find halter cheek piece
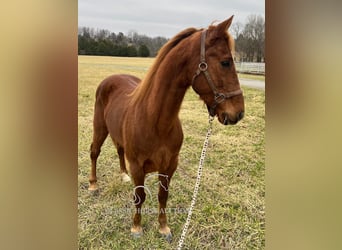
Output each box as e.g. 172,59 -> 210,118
191,29 -> 243,117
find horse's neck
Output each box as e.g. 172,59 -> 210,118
144,57 -> 190,131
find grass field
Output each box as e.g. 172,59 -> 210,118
238,73 -> 265,81
78,56 -> 265,249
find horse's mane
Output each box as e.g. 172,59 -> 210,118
129,27 -> 199,105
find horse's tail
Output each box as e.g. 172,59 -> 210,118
94,78 -> 113,110
91,78 -> 114,143
89,78 -> 111,190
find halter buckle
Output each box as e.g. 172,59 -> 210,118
214,93 -> 226,104
198,62 -> 208,71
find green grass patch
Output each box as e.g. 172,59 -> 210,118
78,56 -> 265,249
238,73 -> 265,81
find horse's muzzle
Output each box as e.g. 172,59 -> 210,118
222,111 -> 244,125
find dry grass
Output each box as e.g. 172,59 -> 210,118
78,56 -> 265,249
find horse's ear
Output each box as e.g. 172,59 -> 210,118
208,16 -> 234,43
216,16 -> 234,33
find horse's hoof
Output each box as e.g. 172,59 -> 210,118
131,231 -> 143,239
162,232 -> 172,243
159,226 -> 172,243
88,183 -> 99,191
131,226 -> 143,239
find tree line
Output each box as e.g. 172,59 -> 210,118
78,14 -> 264,62
232,14 -> 265,62
78,27 -> 167,57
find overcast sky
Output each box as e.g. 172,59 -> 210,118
78,0 -> 264,38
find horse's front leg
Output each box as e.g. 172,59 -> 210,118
158,174 -> 171,242
130,164 -> 145,238
158,159 -> 177,242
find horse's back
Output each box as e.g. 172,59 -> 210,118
96,74 -> 141,107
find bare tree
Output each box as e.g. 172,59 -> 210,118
231,21 -> 244,39
243,15 -> 265,62
127,30 -> 139,44
235,14 -> 265,62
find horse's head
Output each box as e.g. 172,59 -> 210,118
191,16 -> 245,125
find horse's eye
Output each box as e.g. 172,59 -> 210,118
221,60 -> 231,67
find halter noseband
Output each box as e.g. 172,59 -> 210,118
192,29 -> 243,117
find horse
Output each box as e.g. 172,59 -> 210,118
88,15 -> 245,241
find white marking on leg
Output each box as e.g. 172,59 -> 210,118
124,154 -> 131,175
121,172 -> 131,182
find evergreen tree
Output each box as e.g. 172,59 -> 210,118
78,27 -> 165,57
138,44 -> 150,57
127,46 -> 138,57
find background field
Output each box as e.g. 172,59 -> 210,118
78,56 -> 265,249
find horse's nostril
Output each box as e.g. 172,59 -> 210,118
238,111 -> 244,121
222,112 -> 229,125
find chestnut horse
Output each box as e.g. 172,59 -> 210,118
89,16 -> 244,241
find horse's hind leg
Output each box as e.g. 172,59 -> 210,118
89,105 -> 108,191
116,146 -> 131,182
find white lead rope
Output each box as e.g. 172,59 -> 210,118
177,116 -> 214,250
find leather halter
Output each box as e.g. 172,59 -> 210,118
192,29 -> 243,117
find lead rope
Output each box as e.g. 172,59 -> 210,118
177,115 -> 214,250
